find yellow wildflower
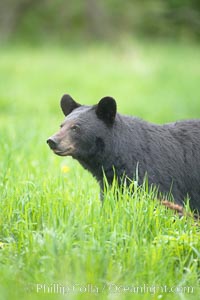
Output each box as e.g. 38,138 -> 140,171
61,165 -> 70,173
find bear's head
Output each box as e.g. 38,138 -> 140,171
47,94 -> 117,164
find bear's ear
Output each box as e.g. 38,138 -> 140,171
60,94 -> 81,116
96,96 -> 117,124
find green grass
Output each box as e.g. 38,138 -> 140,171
0,41 -> 200,300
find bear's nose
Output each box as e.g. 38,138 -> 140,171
47,138 -> 58,150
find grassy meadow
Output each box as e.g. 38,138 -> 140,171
0,41 -> 200,300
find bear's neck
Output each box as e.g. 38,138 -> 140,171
76,156 -> 107,182
76,152 -> 132,189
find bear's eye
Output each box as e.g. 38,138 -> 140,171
71,125 -> 79,132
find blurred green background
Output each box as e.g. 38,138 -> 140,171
1,0 -> 200,44
0,0 -> 200,121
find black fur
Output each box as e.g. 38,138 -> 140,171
47,95 -> 200,213
61,94 -> 81,116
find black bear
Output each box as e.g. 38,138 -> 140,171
47,94 -> 200,213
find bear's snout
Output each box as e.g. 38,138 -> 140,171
47,137 -> 58,150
